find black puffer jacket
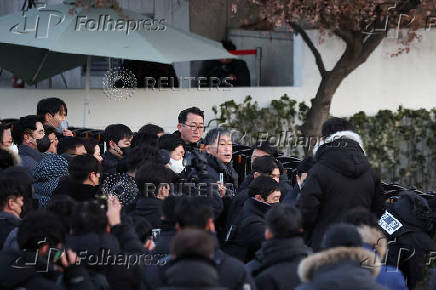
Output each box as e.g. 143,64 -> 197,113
297,137 -> 385,250
296,247 -> 386,290
251,237 -> 312,290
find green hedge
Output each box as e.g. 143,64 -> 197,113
213,95 -> 436,191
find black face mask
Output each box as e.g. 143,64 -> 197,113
120,146 -> 131,156
36,135 -> 51,152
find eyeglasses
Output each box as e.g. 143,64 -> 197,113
183,123 -> 205,131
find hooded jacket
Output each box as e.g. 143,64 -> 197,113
297,131 -> 385,250
296,247 -> 386,290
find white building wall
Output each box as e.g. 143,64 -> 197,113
0,29 -> 435,133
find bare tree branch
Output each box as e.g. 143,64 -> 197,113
334,29 -> 354,46
358,32 -> 385,65
288,21 -> 327,78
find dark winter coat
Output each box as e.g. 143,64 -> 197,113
194,153 -> 238,241
0,248 -> 94,290
226,173 -> 291,244
228,198 -> 271,262
153,220 -> 177,256
252,237 -> 312,290
382,191 -> 435,289
158,258 -> 228,290
296,247 -> 386,290
143,233 -> 256,290
102,150 -> 121,177
67,227 -> 145,290
297,135 -> 385,250
226,188 -> 249,229
53,177 -> 101,202
18,144 -> 44,175
131,196 -> 163,229
282,183 -> 301,206
0,212 -> 20,249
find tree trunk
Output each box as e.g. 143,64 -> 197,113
301,31 -> 385,155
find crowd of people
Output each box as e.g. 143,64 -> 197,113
0,97 -> 435,289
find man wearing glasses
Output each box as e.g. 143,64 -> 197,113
175,107 -> 205,153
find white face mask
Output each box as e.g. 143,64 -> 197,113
7,144 -> 19,155
57,119 -> 69,134
168,158 -> 185,174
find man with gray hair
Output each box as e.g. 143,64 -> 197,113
191,127 -> 238,243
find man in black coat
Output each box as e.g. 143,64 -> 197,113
142,196 -> 256,290
382,191 -> 436,289
227,155 -> 280,229
130,163 -> 176,229
0,211 -> 94,290
189,128 -> 238,241
101,124 -> 133,177
247,204 -> 312,290
53,154 -> 102,202
227,176 -> 281,262
297,118 -> 385,251
157,229 -> 227,290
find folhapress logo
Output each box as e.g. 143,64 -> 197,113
75,15 -> 166,35
9,1 -> 65,39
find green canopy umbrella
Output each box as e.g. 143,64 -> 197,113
0,1 -> 235,125
0,1 -> 234,83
